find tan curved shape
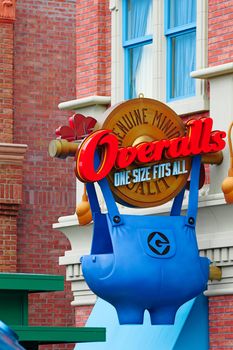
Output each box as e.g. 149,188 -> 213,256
76,184 -> 93,225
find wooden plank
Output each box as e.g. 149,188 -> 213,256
0,273 -> 64,292
12,326 -> 106,344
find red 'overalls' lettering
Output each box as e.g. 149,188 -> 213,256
75,118 -> 226,182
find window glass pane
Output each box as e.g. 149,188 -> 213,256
127,0 -> 152,40
128,44 -> 153,99
171,31 -> 196,98
169,0 -> 196,28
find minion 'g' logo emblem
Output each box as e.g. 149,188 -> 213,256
147,232 -> 170,256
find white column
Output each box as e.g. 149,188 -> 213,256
191,63 -> 233,195
191,63 -> 233,296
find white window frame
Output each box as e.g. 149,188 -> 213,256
110,0 -> 209,115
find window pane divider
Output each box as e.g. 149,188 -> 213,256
123,35 -> 153,48
165,22 -> 196,36
166,27 -> 196,39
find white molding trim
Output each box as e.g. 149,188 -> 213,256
197,202 -> 233,297
0,143 -> 28,165
55,192 -> 225,219
109,0 -> 119,11
55,221 -> 97,306
54,214 -> 78,226
167,95 -> 209,116
191,62 -> 233,80
111,1 -> 124,105
205,288 -> 233,297
58,96 -> 111,111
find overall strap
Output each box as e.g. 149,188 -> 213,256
85,152 -> 123,227
186,155 -> 201,226
86,182 -> 101,215
170,155 -> 201,220
170,187 -> 185,216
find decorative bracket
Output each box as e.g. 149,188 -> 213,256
49,113 -> 97,158
0,0 -> 16,23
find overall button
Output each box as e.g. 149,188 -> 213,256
188,217 -> 195,225
113,215 -> 121,223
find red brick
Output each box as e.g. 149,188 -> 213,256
75,305 -> 94,327
0,22 -> 13,143
209,296 -> 233,349
208,0 -> 233,66
76,0 -> 111,98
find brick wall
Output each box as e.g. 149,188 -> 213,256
75,305 -> 94,327
209,296 -> 233,349
0,161 -> 23,272
0,211 -> 17,271
0,22 -> 13,143
209,0 -> 233,66
76,0 -> 111,98
13,1 -> 77,349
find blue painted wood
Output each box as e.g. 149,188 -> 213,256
122,0 -> 129,100
166,29 -> 172,102
75,295 -> 209,350
123,35 -> 153,48
165,22 -> 196,36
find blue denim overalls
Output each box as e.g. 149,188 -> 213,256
83,156 -> 210,325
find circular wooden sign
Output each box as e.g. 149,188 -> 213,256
102,98 -> 192,208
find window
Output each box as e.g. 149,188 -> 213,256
111,0 -> 208,115
165,0 -> 196,101
123,0 -> 153,99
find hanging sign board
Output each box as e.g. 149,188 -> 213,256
71,98 -> 227,325
75,98 -> 226,207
